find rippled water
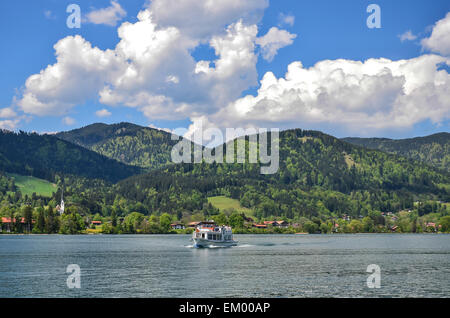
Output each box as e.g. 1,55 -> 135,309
0,234 -> 449,297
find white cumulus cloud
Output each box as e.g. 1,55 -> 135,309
399,30 -> 417,42
62,116 -> 76,126
95,109 -> 112,117
421,12 -> 450,56
0,108 -> 17,118
146,0 -> 268,39
278,13 -> 295,27
17,35 -> 125,116
256,27 -> 297,62
15,2 -> 449,137
0,119 -> 20,130
85,1 -> 126,26
206,55 -> 450,135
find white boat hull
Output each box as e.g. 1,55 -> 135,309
193,238 -> 238,248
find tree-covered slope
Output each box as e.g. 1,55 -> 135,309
342,133 -> 450,172
0,130 -> 142,182
56,122 -> 180,169
114,129 -> 449,219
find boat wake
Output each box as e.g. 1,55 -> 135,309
235,244 -> 253,248
184,244 -> 236,249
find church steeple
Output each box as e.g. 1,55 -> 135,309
59,189 -> 65,215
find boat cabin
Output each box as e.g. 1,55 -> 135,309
193,221 -> 233,241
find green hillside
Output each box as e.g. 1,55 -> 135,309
56,122 -> 181,169
116,129 -> 449,220
342,133 -> 450,172
1,126 -> 448,235
7,173 -> 56,197
208,196 -> 253,216
0,130 -> 142,183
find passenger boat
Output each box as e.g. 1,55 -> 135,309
192,221 -> 238,248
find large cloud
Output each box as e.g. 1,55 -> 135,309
14,2 -> 450,137
17,4 -> 276,121
146,0 -> 268,39
18,35 -> 125,116
421,12 -> 450,56
205,54 -> 450,135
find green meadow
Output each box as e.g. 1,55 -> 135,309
7,173 -> 56,197
208,195 -> 253,217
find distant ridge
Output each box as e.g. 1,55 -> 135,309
56,122 -> 186,170
342,132 -> 449,172
0,130 -> 141,182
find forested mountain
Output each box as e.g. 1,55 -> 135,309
115,129 -> 449,220
342,133 -> 450,172
0,130 -> 141,183
1,126 -> 448,234
56,122 -> 180,169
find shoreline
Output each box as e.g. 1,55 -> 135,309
1,232 -> 448,236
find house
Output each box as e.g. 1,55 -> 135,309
1,217 -> 34,233
276,220 -> 289,228
252,223 -> 267,229
262,220 -> 289,228
425,222 -> 437,232
91,220 -> 102,226
187,221 -> 201,228
333,223 -> 339,233
171,223 -> 185,230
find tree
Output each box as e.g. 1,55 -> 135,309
362,216 -> 374,233
159,213 -> 172,232
228,212 -> 244,229
440,216 -> 450,233
212,213 -> 228,226
411,215 -> 418,233
60,211 -> 84,234
303,221 -> 319,234
45,206 -> 59,233
14,211 -> 21,233
35,207 -> 46,233
101,222 -> 113,234
111,209 -> 117,227
123,212 -> 145,233
23,205 -> 33,233
349,219 -> 363,233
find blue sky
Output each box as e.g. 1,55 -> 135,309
0,0 -> 449,138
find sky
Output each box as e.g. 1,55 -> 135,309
0,0 -> 449,139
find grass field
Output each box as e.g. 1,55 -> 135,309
7,173 -> 57,197
208,196 -> 253,216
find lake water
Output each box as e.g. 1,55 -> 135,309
0,234 -> 449,298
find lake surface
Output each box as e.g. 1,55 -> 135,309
0,234 -> 449,297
